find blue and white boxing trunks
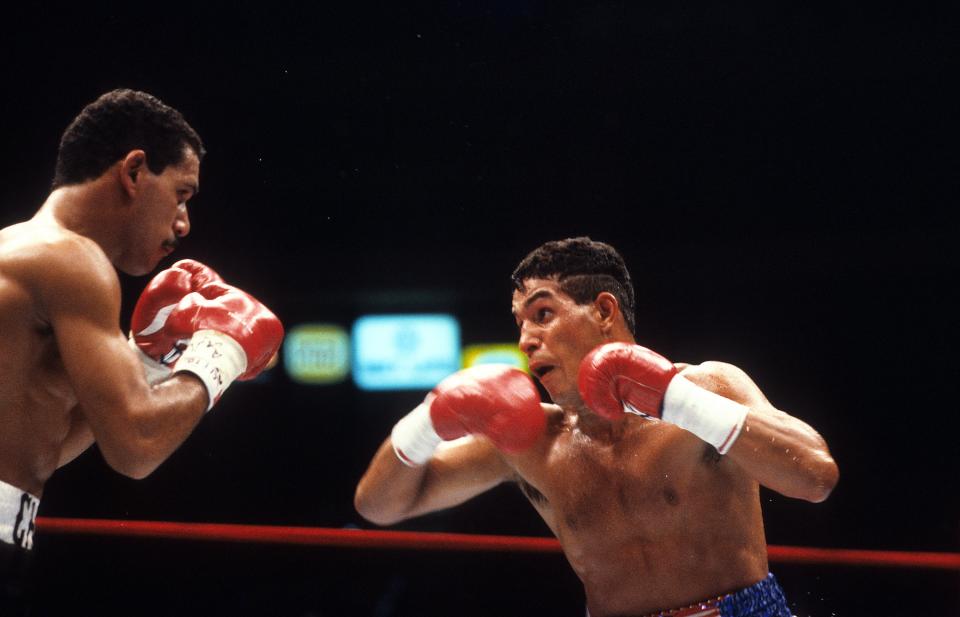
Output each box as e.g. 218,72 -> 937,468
635,573 -> 791,617
587,573 -> 792,617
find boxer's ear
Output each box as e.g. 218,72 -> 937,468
119,150 -> 147,197
594,292 -> 619,333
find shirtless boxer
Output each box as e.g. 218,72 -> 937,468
0,90 -> 283,612
355,237 -> 838,617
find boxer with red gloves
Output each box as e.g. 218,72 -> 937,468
0,91 -> 283,614
356,237 -> 838,617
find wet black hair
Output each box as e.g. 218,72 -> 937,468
511,236 -> 636,335
53,89 -> 205,189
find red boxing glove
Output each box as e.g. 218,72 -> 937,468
391,365 -> 545,466
131,260 -> 284,409
430,365 -> 545,451
578,342 -> 747,455
577,342 -> 677,420
167,259 -> 225,288
131,260 -> 224,366
171,281 -> 284,408
166,280 -> 284,381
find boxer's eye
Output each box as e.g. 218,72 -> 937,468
177,186 -> 196,204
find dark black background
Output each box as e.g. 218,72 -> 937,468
1,2 -> 958,616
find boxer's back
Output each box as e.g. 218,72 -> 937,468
0,221 -> 80,496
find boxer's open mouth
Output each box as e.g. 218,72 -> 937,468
532,365 -> 554,378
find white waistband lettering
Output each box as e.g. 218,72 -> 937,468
0,479 -> 40,550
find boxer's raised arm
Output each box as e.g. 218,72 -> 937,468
579,342 -> 838,502
355,435 -> 512,526
40,240 -> 282,479
355,365 -> 545,525
39,239 -> 209,478
680,361 -> 839,503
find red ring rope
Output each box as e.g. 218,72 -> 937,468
35,517 -> 960,571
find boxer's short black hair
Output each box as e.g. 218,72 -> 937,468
511,237 -> 636,335
53,89 -> 205,189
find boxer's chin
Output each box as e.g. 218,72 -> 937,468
118,255 -> 159,277
541,381 -> 575,407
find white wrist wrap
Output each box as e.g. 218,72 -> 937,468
174,330 -> 248,411
391,402 -> 442,467
661,376 -> 747,455
128,337 -> 173,385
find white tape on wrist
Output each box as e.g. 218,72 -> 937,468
661,376 -> 747,455
174,329 -> 247,411
391,401 -> 443,467
128,337 -> 173,385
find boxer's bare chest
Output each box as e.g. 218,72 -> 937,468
510,410 -> 766,614
515,414 -> 720,547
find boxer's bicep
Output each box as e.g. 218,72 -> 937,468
39,243 -> 155,445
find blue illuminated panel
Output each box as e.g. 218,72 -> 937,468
352,314 -> 461,390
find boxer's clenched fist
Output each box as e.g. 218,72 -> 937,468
131,260 -> 284,409
391,365 -> 545,466
131,259 -> 224,370
578,342 -> 747,455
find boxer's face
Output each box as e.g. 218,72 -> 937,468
512,278 -> 606,407
124,147 -> 199,275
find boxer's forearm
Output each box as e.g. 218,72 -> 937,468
354,437 -> 433,525
355,434 -> 512,526
672,362 -> 838,502
726,405 -> 838,502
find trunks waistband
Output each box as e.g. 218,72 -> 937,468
0,479 -> 39,550
643,597 -> 723,617
640,573 -> 791,617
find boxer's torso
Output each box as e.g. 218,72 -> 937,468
0,221 -> 85,496
507,402 -> 769,616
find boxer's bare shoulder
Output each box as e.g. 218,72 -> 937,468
677,361 -> 771,408
2,219 -> 108,272
0,219 -> 119,317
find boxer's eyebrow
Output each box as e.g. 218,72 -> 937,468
522,289 -> 555,310
511,289 -> 554,319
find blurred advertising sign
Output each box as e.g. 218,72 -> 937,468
283,324 -> 350,384
352,314 -> 460,390
462,343 -> 528,372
